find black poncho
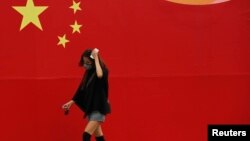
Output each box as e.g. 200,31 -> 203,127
72,68 -> 111,117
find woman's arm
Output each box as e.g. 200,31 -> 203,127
68,100 -> 75,104
62,100 -> 75,110
92,49 -> 103,78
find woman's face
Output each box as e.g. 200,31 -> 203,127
83,57 -> 93,70
83,57 -> 92,65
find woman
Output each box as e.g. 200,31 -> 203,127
62,48 -> 111,141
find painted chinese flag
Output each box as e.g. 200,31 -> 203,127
0,0 -> 250,141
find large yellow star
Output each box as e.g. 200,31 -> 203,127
70,20 -> 83,34
12,0 -> 48,31
69,0 -> 82,14
57,34 -> 70,48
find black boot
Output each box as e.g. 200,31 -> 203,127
96,136 -> 105,141
82,132 -> 91,141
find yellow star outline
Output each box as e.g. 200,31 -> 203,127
57,34 -> 70,48
70,20 -> 83,34
69,0 -> 82,14
12,0 -> 48,31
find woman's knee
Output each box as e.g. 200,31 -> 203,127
93,125 -> 104,137
84,121 -> 100,134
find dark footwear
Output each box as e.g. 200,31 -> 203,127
96,136 -> 105,141
82,132 -> 91,141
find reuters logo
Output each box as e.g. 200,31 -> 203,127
166,0 -> 230,5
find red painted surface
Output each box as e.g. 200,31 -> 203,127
0,0 -> 250,140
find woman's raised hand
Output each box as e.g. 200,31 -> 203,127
91,48 -> 99,59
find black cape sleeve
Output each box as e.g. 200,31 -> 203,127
72,73 -> 87,113
72,68 -> 111,116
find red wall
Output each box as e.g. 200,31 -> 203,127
0,0 -> 250,141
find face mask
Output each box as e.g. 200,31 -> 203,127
84,64 -> 92,70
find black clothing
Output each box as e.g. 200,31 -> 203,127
82,132 -> 91,141
72,67 -> 111,117
96,136 -> 105,141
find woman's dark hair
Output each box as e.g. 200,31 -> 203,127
79,49 -> 93,66
79,49 -> 107,69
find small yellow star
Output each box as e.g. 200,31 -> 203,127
69,0 -> 82,14
12,0 -> 48,31
70,20 -> 82,34
57,34 -> 70,48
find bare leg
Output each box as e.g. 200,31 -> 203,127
93,125 -> 105,141
84,121 -> 101,135
93,125 -> 104,137
82,121 -> 100,141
